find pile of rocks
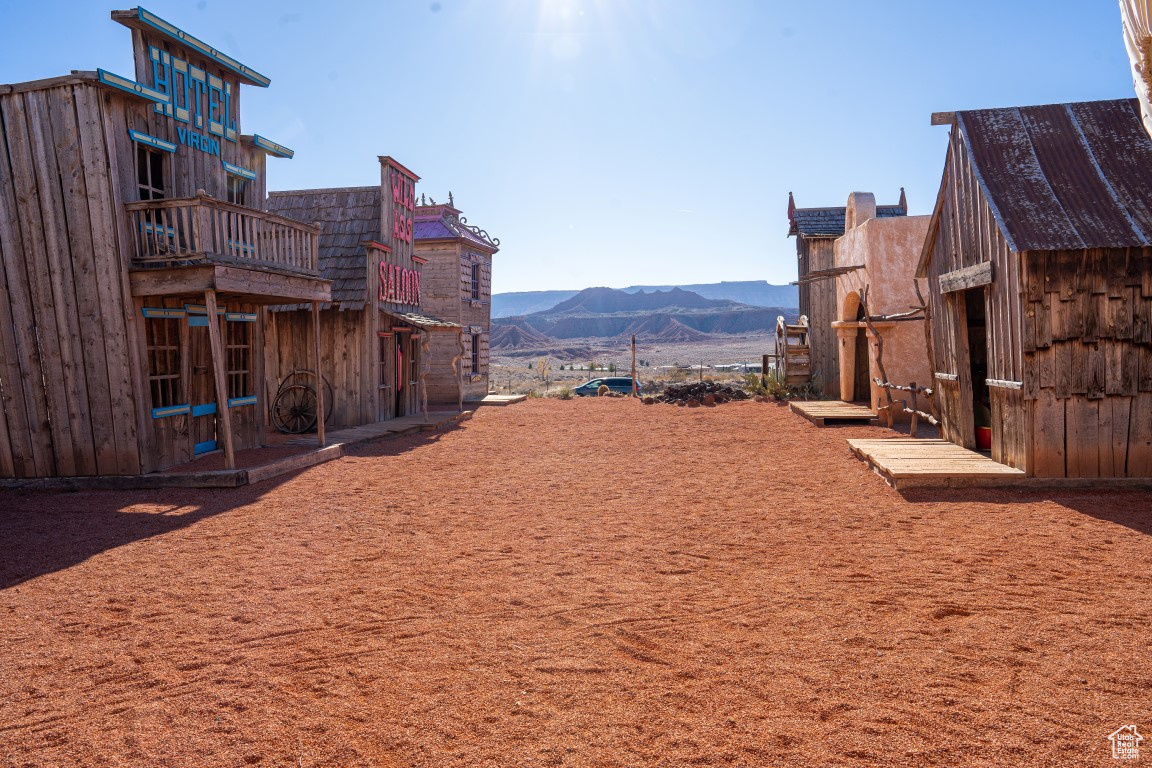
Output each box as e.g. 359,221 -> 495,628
641,381 -> 751,407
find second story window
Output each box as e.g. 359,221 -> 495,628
136,144 -> 167,201
471,262 -> 481,300
226,174 -> 248,207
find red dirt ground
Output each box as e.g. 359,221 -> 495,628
1,399 -> 1150,767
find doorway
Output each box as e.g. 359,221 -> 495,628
963,288 -> 990,449
852,304 -> 870,402
187,316 -> 218,455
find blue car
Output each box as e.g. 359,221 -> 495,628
573,376 -> 640,397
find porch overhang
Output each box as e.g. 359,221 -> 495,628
379,308 -> 461,332
129,264 -> 331,304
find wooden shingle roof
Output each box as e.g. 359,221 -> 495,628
267,186 -> 381,310
788,198 -> 907,238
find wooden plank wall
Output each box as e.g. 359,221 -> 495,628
796,237 -> 839,396
138,295 -> 261,472
926,128 -> 1026,468
0,83 -> 144,477
265,309 -> 366,428
1022,248 -> 1152,477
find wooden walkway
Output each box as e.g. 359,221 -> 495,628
285,411 -> 469,446
789,400 -> 877,426
465,394 -> 527,407
847,438 -> 1026,489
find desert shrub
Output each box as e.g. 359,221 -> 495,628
554,387 -> 573,400
744,370 -> 791,400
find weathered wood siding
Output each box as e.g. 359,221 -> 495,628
265,308 -> 368,428
795,236 -> 839,396
925,127 -> 1027,469
0,82 -> 145,477
1022,248 -> 1152,477
927,126 -> 1152,477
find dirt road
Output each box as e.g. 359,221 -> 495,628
1,399 -> 1149,766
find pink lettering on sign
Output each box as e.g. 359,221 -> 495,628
377,260 -> 423,308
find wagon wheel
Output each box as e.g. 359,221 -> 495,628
277,369 -> 334,424
271,384 -> 319,434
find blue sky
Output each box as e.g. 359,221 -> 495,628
0,1 -> 1137,293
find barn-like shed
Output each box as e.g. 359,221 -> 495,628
919,98 -> 1152,478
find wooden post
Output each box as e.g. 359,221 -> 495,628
312,301 -> 325,448
762,354 -> 770,388
909,382 -> 920,438
204,290 -> 236,470
631,334 -> 637,397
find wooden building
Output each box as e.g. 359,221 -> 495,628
788,191 -> 907,396
0,7 -> 328,478
919,98 -> 1152,478
413,196 -> 500,405
266,160 -> 462,427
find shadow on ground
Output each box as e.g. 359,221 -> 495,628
0,421 -> 472,590
901,486 -> 1152,537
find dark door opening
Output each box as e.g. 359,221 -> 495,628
852,304 -> 869,402
853,330 -> 870,402
964,288 -> 990,449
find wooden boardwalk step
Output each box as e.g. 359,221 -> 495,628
847,438 -> 1026,489
789,400 -> 878,427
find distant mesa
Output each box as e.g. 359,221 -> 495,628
492,280 -> 798,318
491,285 -> 797,351
490,321 -> 554,350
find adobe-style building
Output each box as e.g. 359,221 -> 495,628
788,191 -> 907,396
266,162 -> 462,427
832,192 -> 932,412
413,196 -> 500,405
919,99 -> 1152,477
0,7 -> 329,478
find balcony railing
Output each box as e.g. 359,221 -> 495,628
125,195 -> 320,274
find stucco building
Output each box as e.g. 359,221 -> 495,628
832,192 -> 932,413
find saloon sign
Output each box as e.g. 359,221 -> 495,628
378,260 -> 422,308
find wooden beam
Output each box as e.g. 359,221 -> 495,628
129,264 -> 331,303
939,261 -> 994,293
312,301 -> 325,448
931,111 -> 956,126
204,290 -> 236,470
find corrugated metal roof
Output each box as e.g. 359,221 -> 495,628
958,98 -> 1152,251
266,186 -> 381,310
788,204 -> 907,238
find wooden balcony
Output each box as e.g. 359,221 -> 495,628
125,194 -> 320,275
125,195 -> 330,304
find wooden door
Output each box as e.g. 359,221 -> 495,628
377,331 -> 395,422
188,316 -> 218,455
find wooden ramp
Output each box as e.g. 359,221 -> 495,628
847,438 -> 1026,489
790,400 -> 878,426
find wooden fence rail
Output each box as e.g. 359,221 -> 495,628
873,378 -> 939,437
125,195 -> 320,274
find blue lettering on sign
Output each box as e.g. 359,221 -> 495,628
176,126 -> 221,157
149,46 -> 237,142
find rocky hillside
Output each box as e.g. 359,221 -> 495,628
492,280 -> 798,318
492,286 -> 795,350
